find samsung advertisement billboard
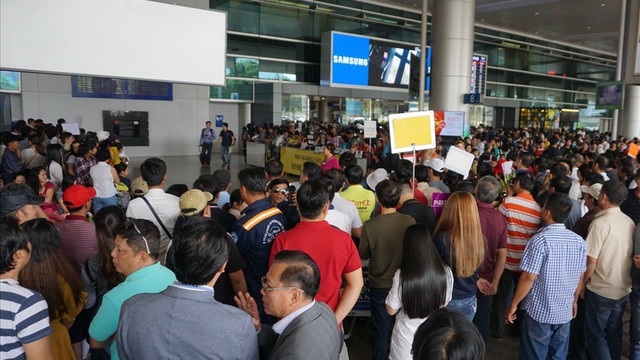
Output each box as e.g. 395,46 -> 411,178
321,31 -> 485,96
321,31 -> 431,91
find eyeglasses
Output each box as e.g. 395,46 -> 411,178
261,276 -> 304,293
125,218 -> 151,254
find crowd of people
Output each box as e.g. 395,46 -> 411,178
1,116 -> 639,360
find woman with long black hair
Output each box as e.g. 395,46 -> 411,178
385,224 -> 453,360
19,218 -> 86,360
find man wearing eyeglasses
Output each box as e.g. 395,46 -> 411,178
236,250 -> 342,359
89,218 -> 176,360
116,216 -> 259,360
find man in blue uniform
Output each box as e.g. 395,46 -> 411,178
231,167 -> 286,324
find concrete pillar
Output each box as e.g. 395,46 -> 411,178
429,0 -> 474,118
620,85 -> 640,137
318,100 -> 331,123
620,0 -> 640,138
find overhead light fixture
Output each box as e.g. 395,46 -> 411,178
587,26 -> 592,29
601,3 -> 606,6
501,41 -> 521,48
561,108 -> 579,113
534,11 -> 539,15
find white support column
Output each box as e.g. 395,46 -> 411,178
429,0 -> 475,117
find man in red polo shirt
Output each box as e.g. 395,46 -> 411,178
270,180 -> 363,357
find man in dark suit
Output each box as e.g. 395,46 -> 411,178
116,216 -> 259,360
236,250 -> 343,360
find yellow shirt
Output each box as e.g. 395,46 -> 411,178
340,184 -> 375,224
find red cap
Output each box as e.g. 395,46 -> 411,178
63,184 -> 97,208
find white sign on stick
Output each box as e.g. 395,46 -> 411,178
364,120 -> 377,138
444,146 -> 474,179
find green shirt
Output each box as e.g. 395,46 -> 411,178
359,212 -> 416,288
89,262 -> 176,360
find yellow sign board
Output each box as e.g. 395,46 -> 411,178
389,111 -> 436,153
280,147 -> 327,176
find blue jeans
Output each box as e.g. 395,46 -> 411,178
630,284 -> 640,360
473,290 -> 493,344
520,312 -> 571,360
93,195 -> 117,215
370,287 -> 391,360
584,289 -> 628,360
447,295 -> 477,321
220,146 -> 231,165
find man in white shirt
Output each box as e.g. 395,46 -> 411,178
323,169 -> 363,238
126,157 -> 180,263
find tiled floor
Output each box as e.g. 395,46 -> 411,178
127,153 -> 631,360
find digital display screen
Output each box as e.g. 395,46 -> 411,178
595,81 -> 624,109
327,32 -> 430,90
0,71 -> 20,92
324,32 -> 484,95
471,55 -> 487,95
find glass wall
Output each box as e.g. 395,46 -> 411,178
210,0 -> 618,126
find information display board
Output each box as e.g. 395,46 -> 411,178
471,55 -> 487,95
72,76 -> 172,101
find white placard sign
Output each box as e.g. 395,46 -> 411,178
61,123 -> 80,135
502,161 -> 514,177
364,120 -> 377,138
444,146 -> 474,179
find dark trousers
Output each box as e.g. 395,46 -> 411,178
473,290 -> 493,344
491,269 -> 522,337
370,287 -> 391,360
200,142 -> 212,165
567,296 -> 587,360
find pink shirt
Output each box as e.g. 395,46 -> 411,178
321,156 -> 340,173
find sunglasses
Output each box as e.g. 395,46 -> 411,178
272,188 -> 289,195
125,218 -> 151,254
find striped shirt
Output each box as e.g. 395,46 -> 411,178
499,193 -> 542,271
520,224 -> 586,324
0,279 -> 53,360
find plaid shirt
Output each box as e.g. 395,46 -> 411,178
520,223 -> 586,324
75,155 -> 97,186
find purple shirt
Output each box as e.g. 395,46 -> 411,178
477,202 -> 508,282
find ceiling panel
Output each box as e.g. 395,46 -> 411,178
371,0 -> 621,54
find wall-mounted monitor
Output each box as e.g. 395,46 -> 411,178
0,71 -> 20,93
102,111 -> 149,147
595,81 -> 624,110
559,109 -> 579,122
